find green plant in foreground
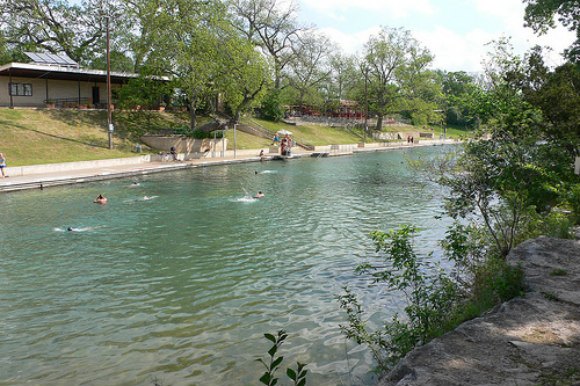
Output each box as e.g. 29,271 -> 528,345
550,268 -> 567,276
339,223 -> 524,374
257,330 -> 308,386
339,225 -> 461,371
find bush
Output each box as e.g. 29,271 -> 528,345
340,224 -> 525,374
260,89 -> 285,122
569,184 -> 580,224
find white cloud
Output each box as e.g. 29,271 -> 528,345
317,26 -> 380,56
300,0 -> 435,19
415,27 -> 494,72
300,0 -> 576,72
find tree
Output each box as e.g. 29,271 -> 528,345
361,27 -> 434,130
141,0 -> 231,130
219,39 -> 272,124
229,0 -> 306,90
523,0 -> 580,62
0,0 -> 126,65
439,70 -> 482,128
520,47 -> 580,156
285,31 -> 333,107
435,40 -> 571,257
326,52 -> 358,102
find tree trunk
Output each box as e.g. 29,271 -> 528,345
189,100 -> 197,131
375,115 -> 384,131
274,64 -> 282,90
233,109 -> 241,124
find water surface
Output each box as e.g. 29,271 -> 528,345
0,146 -> 451,385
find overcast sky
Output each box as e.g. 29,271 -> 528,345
296,0 -> 575,72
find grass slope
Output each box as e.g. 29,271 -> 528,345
0,109 -> 189,166
0,109 -> 473,166
243,117 -> 364,146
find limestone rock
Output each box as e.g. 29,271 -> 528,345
379,236 -> 580,386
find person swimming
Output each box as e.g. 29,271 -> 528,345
254,191 -> 265,198
94,194 -> 108,204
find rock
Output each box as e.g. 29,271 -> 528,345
378,236 -> 580,386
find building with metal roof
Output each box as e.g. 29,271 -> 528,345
0,53 -> 167,109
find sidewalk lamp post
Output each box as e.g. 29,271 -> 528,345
434,109 -> 445,140
233,124 -> 237,159
363,65 -> 369,144
105,10 -> 114,150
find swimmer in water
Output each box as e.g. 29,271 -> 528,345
94,194 -> 108,204
254,191 -> 265,199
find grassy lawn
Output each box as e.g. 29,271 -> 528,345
0,109 -> 188,166
0,109 -> 471,166
244,117 -> 364,146
433,125 -> 475,139
223,130 -> 271,150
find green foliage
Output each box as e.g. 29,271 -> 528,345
260,89 -> 285,122
340,225 -> 461,371
219,36 -> 271,123
257,330 -> 308,386
439,71 -> 483,128
339,220 -> 526,374
523,0 -> 579,62
569,184 -> 580,224
550,268 -> 567,276
117,77 -> 170,110
361,27 -> 435,130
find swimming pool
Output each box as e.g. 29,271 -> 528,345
0,146 -> 452,385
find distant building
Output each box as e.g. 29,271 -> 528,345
0,52 -> 165,109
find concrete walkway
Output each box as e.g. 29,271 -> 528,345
0,139 -> 456,193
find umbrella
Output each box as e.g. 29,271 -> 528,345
276,129 -> 293,135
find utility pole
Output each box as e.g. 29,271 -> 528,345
106,8 -> 114,150
363,65 -> 369,144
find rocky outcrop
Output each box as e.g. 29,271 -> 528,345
379,235 -> 580,386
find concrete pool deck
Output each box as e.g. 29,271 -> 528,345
0,139 -> 456,192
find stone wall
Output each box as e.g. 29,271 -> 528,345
140,136 -> 228,158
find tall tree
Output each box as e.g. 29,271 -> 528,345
523,0 -> 580,62
439,70 -> 482,127
219,39 -> 272,124
286,31 -> 333,107
141,0 -> 230,130
361,27 -> 434,130
0,0 -> 127,65
228,0 -> 306,89
327,52 -> 358,102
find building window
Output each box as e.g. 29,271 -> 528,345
9,83 -> 33,96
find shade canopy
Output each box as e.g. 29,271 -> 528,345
276,129 -> 292,135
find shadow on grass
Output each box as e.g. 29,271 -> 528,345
0,118 -> 109,149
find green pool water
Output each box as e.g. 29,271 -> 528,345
0,146 -> 453,385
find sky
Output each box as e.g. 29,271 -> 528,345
296,0 -> 576,72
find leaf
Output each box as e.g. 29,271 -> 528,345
297,378 -> 306,386
268,346 -> 278,357
259,372 -> 271,385
286,368 -> 297,381
256,358 -> 268,370
264,333 -> 276,343
271,356 -> 284,369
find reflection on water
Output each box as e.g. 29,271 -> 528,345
0,146 -> 452,386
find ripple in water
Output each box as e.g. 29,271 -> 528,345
0,146 -> 454,385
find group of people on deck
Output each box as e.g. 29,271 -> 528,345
272,133 -> 293,156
